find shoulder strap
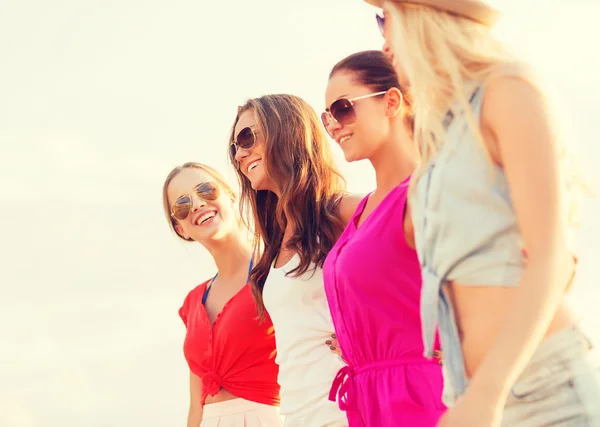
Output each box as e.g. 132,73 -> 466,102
202,258 -> 254,305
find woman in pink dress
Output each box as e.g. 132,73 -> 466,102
321,50 -> 445,426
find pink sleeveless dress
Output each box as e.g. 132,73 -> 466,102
323,176 -> 445,426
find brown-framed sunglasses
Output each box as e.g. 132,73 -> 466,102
321,91 -> 387,137
170,181 -> 220,221
230,126 -> 259,162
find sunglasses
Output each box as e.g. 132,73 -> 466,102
321,91 -> 387,137
170,181 -> 220,221
376,13 -> 385,36
230,126 -> 258,162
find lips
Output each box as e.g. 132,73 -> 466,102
245,159 -> 261,175
336,134 -> 353,145
194,210 -> 217,225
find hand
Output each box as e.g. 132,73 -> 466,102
437,389 -> 504,427
433,350 -> 443,365
325,334 -> 344,360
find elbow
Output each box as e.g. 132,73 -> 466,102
524,245 -> 574,292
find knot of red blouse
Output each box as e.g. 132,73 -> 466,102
201,371 -> 223,400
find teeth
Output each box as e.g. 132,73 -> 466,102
197,211 -> 216,225
248,160 -> 260,171
339,135 -> 352,144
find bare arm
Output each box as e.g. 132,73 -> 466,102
468,76 -> 573,401
187,371 -> 203,427
338,193 -> 364,226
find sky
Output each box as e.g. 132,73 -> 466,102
1,1 -> 599,426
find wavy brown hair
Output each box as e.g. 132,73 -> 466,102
229,94 -> 346,317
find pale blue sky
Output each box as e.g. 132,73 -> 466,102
1,1 -> 599,426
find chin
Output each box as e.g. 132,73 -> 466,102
342,148 -> 363,164
207,229 -> 230,241
245,171 -> 262,191
249,178 -> 264,191
249,175 -> 276,193
200,223 -> 231,242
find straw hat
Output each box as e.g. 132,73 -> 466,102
364,0 -> 501,27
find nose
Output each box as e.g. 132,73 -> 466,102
190,193 -> 207,213
234,144 -> 251,163
325,115 -> 343,140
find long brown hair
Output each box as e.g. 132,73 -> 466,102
229,94 -> 346,316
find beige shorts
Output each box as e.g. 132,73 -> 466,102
201,398 -> 284,427
503,327 -> 600,426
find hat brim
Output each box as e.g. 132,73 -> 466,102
363,0 -> 501,27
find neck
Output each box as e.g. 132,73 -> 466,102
369,123 -> 419,195
204,232 -> 252,279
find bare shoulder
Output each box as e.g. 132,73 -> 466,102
482,75 -> 549,132
481,75 -> 553,162
338,193 -> 365,226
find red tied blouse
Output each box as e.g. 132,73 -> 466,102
179,280 -> 280,406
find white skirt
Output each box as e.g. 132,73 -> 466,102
201,398 -> 284,427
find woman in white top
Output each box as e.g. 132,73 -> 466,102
227,94 -> 362,426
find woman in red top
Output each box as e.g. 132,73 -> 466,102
163,162 -> 282,427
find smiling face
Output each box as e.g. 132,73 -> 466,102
233,109 -> 278,193
324,71 -> 394,163
166,167 -> 237,243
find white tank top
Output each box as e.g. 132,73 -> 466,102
263,254 -> 348,427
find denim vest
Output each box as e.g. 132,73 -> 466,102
411,85 -> 526,400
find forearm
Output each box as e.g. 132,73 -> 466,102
468,252 -> 566,401
187,405 -> 203,427
187,372 -> 203,427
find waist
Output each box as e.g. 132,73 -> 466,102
205,389 -> 238,405
447,325 -> 597,408
439,305 -> 578,402
277,351 -> 345,390
516,324 -> 594,380
351,356 -> 434,374
459,300 -> 576,377
203,398 -> 280,419
198,365 -> 280,405
329,357 -> 439,411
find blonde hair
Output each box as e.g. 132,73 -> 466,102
162,162 -> 237,242
385,1 -> 589,226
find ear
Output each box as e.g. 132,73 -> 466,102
174,223 -> 191,241
385,88 -> 403,118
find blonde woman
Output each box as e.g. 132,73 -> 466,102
364,1 -> 600,426
163,163 -> 282,427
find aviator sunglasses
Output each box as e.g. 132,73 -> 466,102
170,182 -> 220,221
230,126 -> 259,162
321,91 -> 387,137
